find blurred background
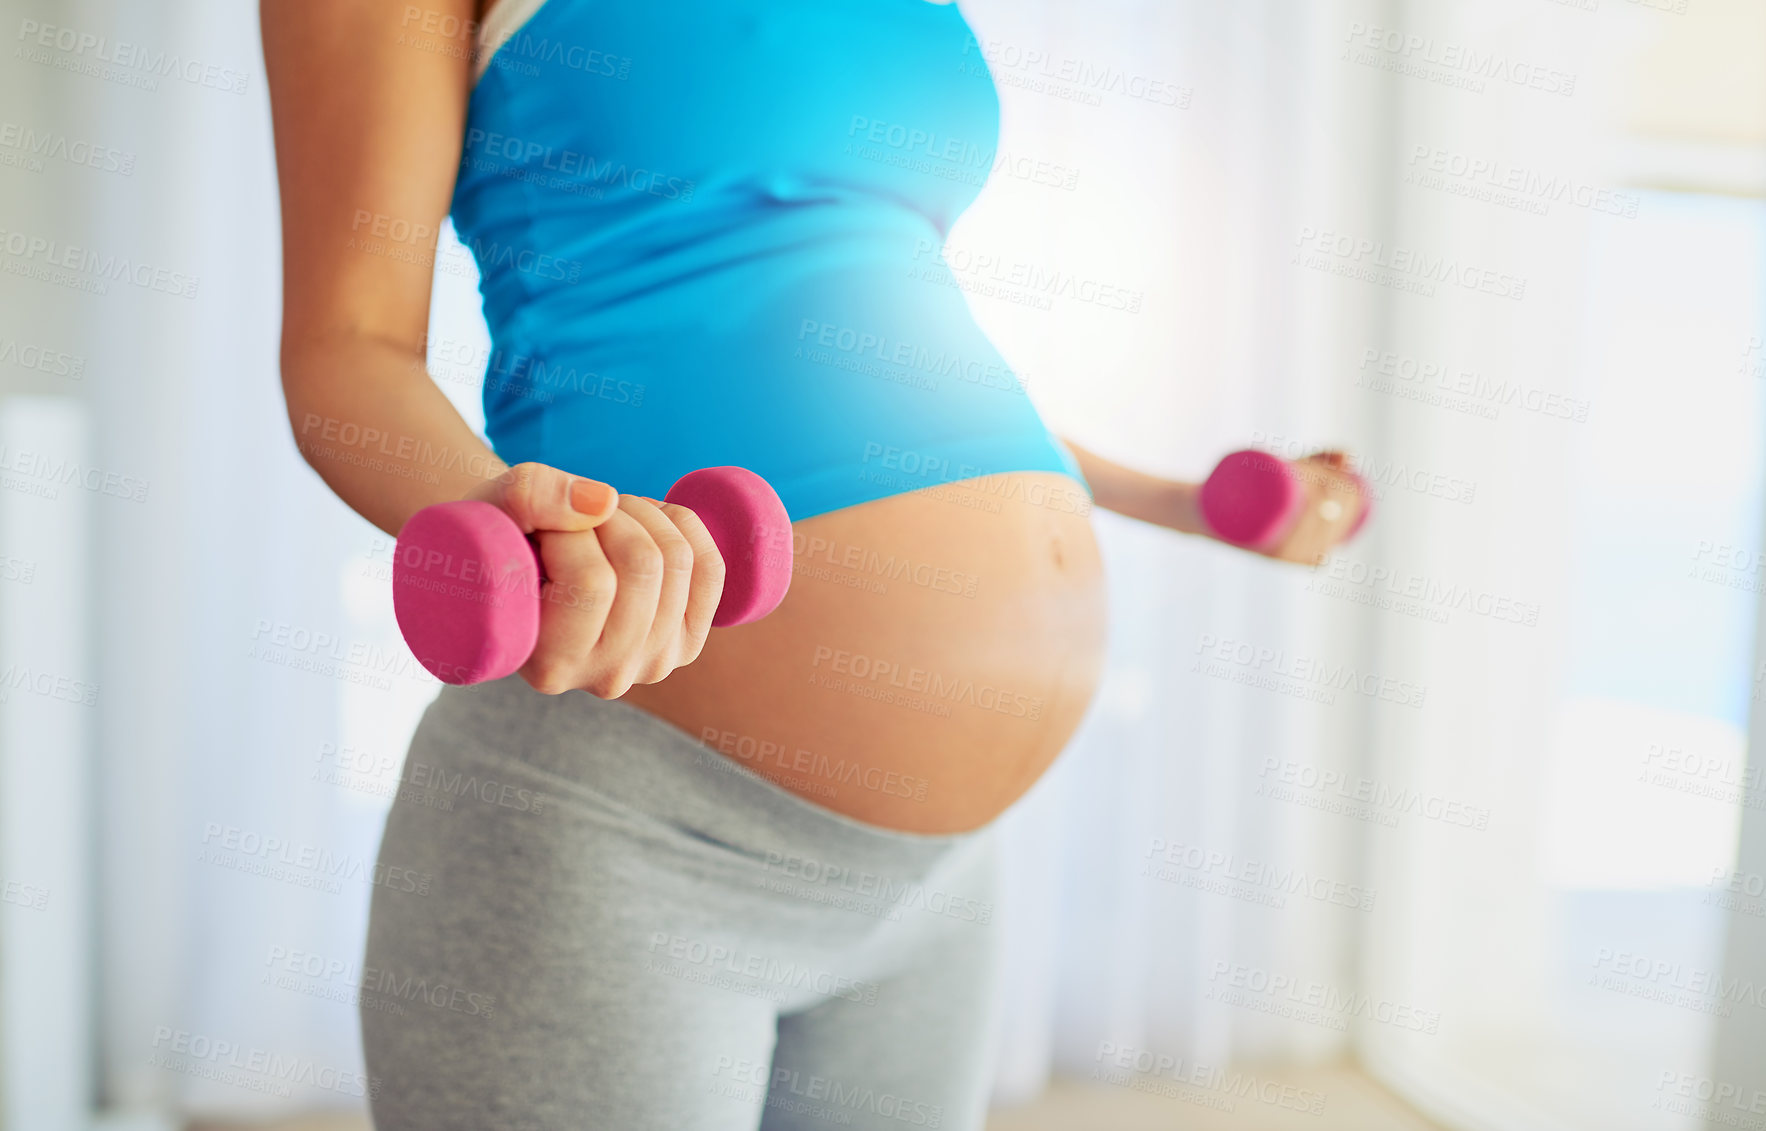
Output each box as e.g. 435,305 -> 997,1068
2,0 -> 1763,1128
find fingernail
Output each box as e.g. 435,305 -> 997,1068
570,480 -> 616,515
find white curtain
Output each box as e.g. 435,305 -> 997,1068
54,0 -> 410,1116
1350,3 -> 1766,1129
14,0 -> 1420,1123
965,0 -> 1389,1103
10,0 -> 430,1119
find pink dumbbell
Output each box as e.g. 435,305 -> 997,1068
1198,449 -> 1372,557
392,466 -> 793,686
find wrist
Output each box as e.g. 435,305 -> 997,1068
462,460 -> 517,501
1159,479 -> 1209,537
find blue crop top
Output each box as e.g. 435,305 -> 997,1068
453,0 -> 1089,520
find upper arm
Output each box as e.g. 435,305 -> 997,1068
260,0 -> 479,367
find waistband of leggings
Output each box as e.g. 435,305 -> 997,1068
430,675 -> 982,878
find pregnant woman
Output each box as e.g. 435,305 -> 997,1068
262,1 -> 1349,1127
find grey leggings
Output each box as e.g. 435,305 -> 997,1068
361,675 -> 1003,1130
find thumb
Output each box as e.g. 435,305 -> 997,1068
469,462 -> 619,533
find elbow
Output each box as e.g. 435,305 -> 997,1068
277,344 -> 327,465
286,404 -> 323,459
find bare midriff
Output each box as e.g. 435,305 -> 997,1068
622,471 -> 1107,834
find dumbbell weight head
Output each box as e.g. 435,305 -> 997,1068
392,499 -> 543,687
663,466 -> 794,627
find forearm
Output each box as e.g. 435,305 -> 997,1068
1063,438 -> 1208,536
282,335 -> 507,537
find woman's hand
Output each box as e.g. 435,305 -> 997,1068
1255,449 -> 1366,566
464,463 -> 728,698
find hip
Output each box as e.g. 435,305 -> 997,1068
372,673 -> 1002,985
362,682 -> 1004,1126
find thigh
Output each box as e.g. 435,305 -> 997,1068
760,833 -> 1004,1131
360,724 -> 783,1131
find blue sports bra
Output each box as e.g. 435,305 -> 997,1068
453,0 -> 1089,520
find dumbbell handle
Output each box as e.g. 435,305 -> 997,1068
392,466 -> 792,686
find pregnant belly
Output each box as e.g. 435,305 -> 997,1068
621,470 -> 1107,833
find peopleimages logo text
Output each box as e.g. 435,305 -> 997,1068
1343,22 -> 1576,96
16,19 -> 249,94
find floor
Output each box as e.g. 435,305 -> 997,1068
985,1068 -> 1446,1131
188,1065 -> 1446,1131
